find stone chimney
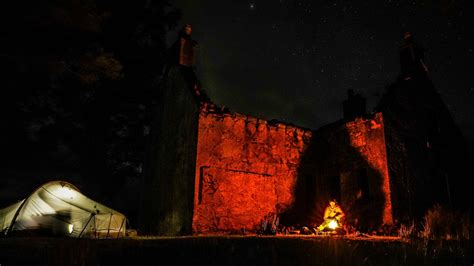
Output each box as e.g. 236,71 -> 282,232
342,89 -> 366,120
399,32 -> 428,80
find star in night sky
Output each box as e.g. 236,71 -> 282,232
170,0 -> 474,141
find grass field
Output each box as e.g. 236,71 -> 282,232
0,235 -> 473,265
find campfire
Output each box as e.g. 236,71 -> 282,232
259,200 -> 345,236
327,219 -> 339,230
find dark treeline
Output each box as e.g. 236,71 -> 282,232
0,0 -> 180,225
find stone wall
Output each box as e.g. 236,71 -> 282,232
377,77 -> 471,221
339,113 -> 393,227
193,110 -> 312,233
302,112 -> 393,231
140,66 -> 200,235
192,109 -> 393,233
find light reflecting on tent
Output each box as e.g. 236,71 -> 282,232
56,186 -> 76,200
0,181 -> 127,238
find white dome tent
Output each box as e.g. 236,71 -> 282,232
0,181 -> 126,238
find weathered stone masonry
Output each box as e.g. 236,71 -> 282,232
193,107 -> 393,233
314,113 -> 393,229
193,110 -> 311,233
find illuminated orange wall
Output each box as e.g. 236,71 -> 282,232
192,110 -> 312,233
192,109 -> 392,234
341,113 -> 393,226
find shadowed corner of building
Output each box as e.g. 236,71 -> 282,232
138,24 -> 202,236
139,65 -> 200,236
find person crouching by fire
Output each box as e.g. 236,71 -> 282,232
316,199 -> 345,233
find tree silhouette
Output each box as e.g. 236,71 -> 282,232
1,0 -> 181,225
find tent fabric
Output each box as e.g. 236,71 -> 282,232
0,181 -> 126,238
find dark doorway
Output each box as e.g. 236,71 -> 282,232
357,168 -> 370,200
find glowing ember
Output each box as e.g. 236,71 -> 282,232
328,219 -> 338,230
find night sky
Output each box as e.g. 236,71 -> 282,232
170,0 -> 473,140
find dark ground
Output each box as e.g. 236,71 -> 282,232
0,235 -> 473,266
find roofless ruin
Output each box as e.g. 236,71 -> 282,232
139,29 -> 470,236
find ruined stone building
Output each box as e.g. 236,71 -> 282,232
139,33 -> 471,235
